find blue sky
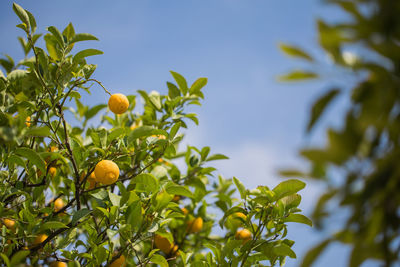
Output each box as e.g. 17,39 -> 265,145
0,1 -> 376,266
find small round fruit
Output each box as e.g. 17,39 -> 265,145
226,212 -> 246,230
50,146 -> 58,152
49,167 -> 57,177
171,244 -> 179,256
54,198 -> 64,212
181,207 -> 189,215
154,234 -> 174,254
110,254 -> 126,267
94,160 -> 120,185
34,234 -> 48,245
50,262 -> 67,267
235,228 -> 252,244
80,171 -> 97,189
3,218 -> 15,229
108,93 -> 129,114
25,116 -> 31,127
187,217 -> 203,233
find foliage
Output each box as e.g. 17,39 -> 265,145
280,0 -> 400,266
0,3 -> 310,267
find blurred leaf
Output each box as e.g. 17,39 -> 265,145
24,126 -> 50,137
71,208 -> 91,225
206,153 -> 229,162
190,77 -> 208,94
150,254 -> 168,267
307,88 -> 340,132
47,26 -> 64,47
128,126 -> 167,141
12,3 -> 30,30
273,243 -> 297,258
167,81 -> 180,98
301,239 -> 331,267
10,250 -> 30,266
233,177 -> 247,199
165,183 -> 194,198
39,221 -> 69,231
279,43 -> 313,61
278,70 -> 318,82
0,253 -> 10,267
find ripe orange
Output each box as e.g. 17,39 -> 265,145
235,228 -> 252,244
110,254 -> 126,267
108,93 -> 129,114
54,198 -> 64,212
187,217 -> 203,233
25,116 -> 31,127
3,218 -> 15,230
80,171 -> 97,189
94,160 -> 120,185
226,212 -> 247,230
49,167 -> 57,177
50,262 -> 67,267
154,234 -> 174,255
181,207 -> 189,215
34,234 -> 48,245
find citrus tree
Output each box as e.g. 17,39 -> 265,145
279,0 -> 400,266
0,3 -> 311,267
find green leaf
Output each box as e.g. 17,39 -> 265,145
279,43 -> 313,61
71,208 -> 91,225
70,33 -> 99,44
0,253 -> 10,267
126,200 -> 142,229
39,221 -> 69,232
284,213 -> 313,227
150,254 -> 168,267
85,104 -> 107,120
190,77 -> 208,94
26,10 -> 37,33
108,127 -> 126,143
73,49 -> 103,63
108,192 -> 121,207
24,126 -> 51,137
128,126 -> 167,141
62,23 -> 75,42
165,183 -> 194,198
170,71 -> 188,95
278,70 -> 318,82
206,153 -> 229,161
169,122 -> 181,139
12,3 -> 30,30
47,26 -> 65,47
307,88 -> 340,132
134,173 -> 159,193
167,82 -> 180,98
272,179 -> 306,200
10,250 -> 30,266
233,177 -> 247,199
273,243 -> 297,258
301,239 -> 331,267
148,91 -> 162,110
44,34 -> 61,60
15,147 -> 46,174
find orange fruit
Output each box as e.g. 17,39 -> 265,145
3,218 -> 15,230
154,234 -> 174,255
80,171 -> 97,189
226,212 -> 246,230
25,116 -> 31,127
181,207 -> 189,215
49,167 -> 57,177
235,228 -> 252,244
50,262 -> 67,267
108,93 -> 129,114
54,198 -> 64,212
186,217 -> 203,233
34,234 -> 48,245
94,160 -> 120,185
50,146 -> 58,152
110,254 -> 126,267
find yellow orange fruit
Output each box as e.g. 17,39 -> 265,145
54,198 -> 64,212
3,218 -> 15,230
235,228 -> 252,244
108,93 -> 129,114
181,207 -> 189,215
110,254 -> 126,267
94,160 -> 120,185
186,217 -> 203,233
49,167 -> 57,177
50,146 -> 58,152
25,116 -> 31,127
50,262 -> 67,267
34,234 -> 48,245
154,234 -> 174,255
80,171 -> 97,189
